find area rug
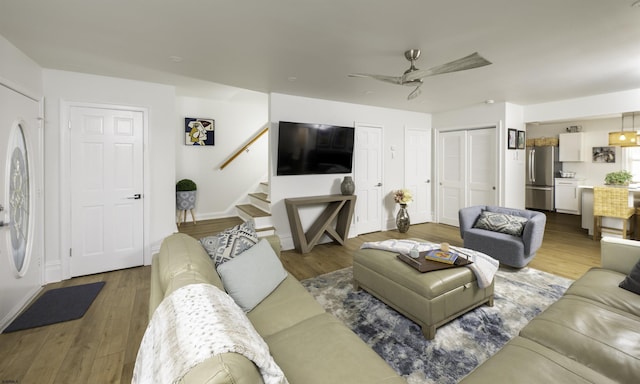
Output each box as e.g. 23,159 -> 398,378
3,281 -> 105,333
301,267 -> 572,384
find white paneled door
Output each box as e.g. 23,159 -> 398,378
437,127 -> 497,226
438,131 -> 466,226
355,123 -> 383,234
405,128 -> 431,223
468,128 -> 497,206
70,106 -> 144,277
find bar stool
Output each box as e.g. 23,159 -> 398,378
593,186 -> 635,240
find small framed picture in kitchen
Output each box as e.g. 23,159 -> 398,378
507,129 -> 517,149
517,130 -> 526,149
592,146 -> 615,163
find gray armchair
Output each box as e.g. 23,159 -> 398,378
458,206 -> 547,268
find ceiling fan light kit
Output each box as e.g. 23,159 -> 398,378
348,49 -> 492,100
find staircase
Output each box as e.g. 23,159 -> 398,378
236,182 -> 275,237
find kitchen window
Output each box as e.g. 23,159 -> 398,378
624,146 -> 640,182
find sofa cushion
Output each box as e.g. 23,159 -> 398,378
200,221 -> 259,267
473,211 -> 528,236
564,267 -> 640,317
619,259 -> 640,295
519,296 -> 640,383
248,275 -> 326,338
217,238 -> 288,312
265,313 -> 406,384
459,336 -> 616,384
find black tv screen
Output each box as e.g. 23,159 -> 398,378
277,121 -> 355,176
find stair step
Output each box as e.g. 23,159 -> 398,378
249,192 -> 270,203
236,204 -> 270,217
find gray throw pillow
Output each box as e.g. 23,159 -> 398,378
619,260 -> 640,295
216,238 -> 288,312
473,211 -> 528,236
200,222 -> 259,267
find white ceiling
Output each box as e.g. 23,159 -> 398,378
1,0 -> 640,114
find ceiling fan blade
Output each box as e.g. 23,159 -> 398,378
348,73 -> 403,85
407,84 -> 422,100
404,52 -> 491,82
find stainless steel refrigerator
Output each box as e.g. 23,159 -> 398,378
525,146 -> 560,211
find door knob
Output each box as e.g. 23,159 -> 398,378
375,183 -> 382,187
127,194 -> 142,199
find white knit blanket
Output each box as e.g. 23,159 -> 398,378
133,283 -> 288,384
360,239 -> 499,288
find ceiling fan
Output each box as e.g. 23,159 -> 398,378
348,49 -> 492,100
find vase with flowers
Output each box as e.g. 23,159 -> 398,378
393,189 -> 413,233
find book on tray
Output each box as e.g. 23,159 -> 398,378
424,249 -> 458,264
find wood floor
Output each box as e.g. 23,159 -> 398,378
0,211 -> 599,383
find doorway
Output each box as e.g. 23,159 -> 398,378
0,83 -> 43,327
437,127 -> 497,226
63,104 -> 146,277
354,123 -> 384,234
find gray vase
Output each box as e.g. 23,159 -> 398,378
176,190 -> 196,210
341,176 -> 355,195
396,204 -> 410,233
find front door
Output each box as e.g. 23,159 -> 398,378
69,106 -> 144,277
0,84 -> 43,326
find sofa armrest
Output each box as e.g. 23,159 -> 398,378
522,213 -> 546,256
600,237 -> 640,275
459,206 -> 485,239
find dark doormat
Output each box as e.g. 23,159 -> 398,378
3,281 -> 106,333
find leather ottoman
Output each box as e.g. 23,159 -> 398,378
353,246 -> 494,339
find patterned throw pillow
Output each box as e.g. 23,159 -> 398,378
200,222 -> 259,267
473,211 -> 529,237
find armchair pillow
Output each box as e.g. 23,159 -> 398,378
619,260 -> 640,295
200,221 -> 259,267
473,211 -> 529,237
217,238 -> 288,312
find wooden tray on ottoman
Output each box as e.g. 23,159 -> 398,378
397,252 -> 472,273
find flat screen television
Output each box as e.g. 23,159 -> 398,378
277,121 -> 355,176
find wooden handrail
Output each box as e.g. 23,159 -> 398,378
220,125 -> 269,170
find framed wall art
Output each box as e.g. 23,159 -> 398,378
592,146 -> 615,163
517,130 -> 526,149
507,128 -> 517,149
185,118 -> 215,146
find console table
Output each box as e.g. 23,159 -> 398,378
285,194 -> 357,253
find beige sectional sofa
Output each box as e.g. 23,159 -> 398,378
460,237 -> 640,383
148,232 -> 405,384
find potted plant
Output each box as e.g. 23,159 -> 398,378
604,170 -> 633,186
176,179 -> 197,211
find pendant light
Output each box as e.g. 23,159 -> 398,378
609,113 -> 638,146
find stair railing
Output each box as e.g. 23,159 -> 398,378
219,124 -> 269,170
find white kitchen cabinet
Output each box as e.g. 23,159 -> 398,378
559,132 -> 585,162
555,178 -> 584,214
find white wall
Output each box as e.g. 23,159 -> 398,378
42,70 -> 177,282
524,89 -> 640,123
175,91 -> 269,220
269,93 -> 431,250
0,35 -> 42,96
